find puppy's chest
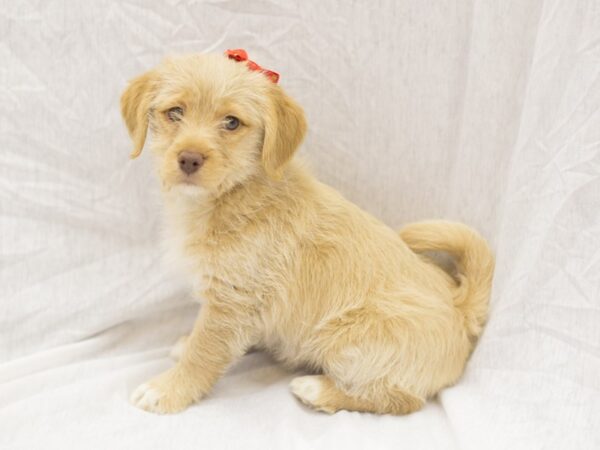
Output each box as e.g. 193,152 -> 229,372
162,209 -> 265,293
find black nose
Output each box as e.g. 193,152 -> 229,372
178,151 -> 204,175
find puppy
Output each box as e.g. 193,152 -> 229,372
121,51 -> 494,415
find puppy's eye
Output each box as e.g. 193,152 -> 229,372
223,116 -> 240,131
166,107 -> 184,122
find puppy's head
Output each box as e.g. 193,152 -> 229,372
120,53 -> 306,197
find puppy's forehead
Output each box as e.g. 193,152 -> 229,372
155,54 -> 270,106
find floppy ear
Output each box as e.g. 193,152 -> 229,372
262,86 -> 307,179
120,71 -> 157,158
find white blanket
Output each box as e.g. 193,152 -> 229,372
1,1 -> 598,449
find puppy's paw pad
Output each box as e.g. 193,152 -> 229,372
290,376 -> 323,405
131,382 -> 162,412
169,335 -> 188,361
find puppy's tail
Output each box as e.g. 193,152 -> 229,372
399,220 -> 494,339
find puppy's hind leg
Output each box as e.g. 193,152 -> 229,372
290,375 -> 424,415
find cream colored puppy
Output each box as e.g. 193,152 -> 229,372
121,52 -> 494,415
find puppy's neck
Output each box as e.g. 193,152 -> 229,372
210,171 -> 288,230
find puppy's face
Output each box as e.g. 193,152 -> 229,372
120,54 -> 306,198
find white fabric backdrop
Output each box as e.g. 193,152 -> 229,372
1,1 -> 598,449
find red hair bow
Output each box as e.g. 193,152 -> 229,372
225,49 -> 280,84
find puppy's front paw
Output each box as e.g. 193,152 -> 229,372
131,368 -> 195,414
131,383 -> 164,412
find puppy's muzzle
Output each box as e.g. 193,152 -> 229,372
178,151 -> 205,175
